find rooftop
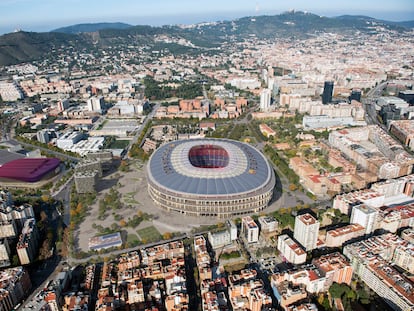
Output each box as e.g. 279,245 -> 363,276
88,232 -> 122,251
297,213 -> 318,225
327,223 -> 365,237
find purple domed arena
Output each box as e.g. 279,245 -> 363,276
0,158 -> 60,182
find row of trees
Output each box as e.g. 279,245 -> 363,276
264,144 -> 299,185
129,120 -> 152,160
16,134 -> 79,158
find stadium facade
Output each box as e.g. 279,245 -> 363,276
146,139 -> 275,218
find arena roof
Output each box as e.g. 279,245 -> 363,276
147,139 -> 273,196
0,158 -> 60,182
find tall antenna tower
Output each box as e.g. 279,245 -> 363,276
255,2 -> 260,14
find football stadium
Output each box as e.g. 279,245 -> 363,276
146,139 -> 276,218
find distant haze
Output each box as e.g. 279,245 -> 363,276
0,0 -> 413,34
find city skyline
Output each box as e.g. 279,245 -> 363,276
1,0 -> 413,35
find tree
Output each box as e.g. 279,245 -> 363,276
111,223 -> 120,231
12,255 -> 19,266
41,194 -> 51,203
163,232 -> 173,240
329,282 -> 349,298
40,210 -> 48,222
316,293 -> 324,306
347,289 -> 357,301
76,203 -> 83,214
120,160 -> 129,172
289,184 -> 297,191
321,296 -> 330,310
357,288 -> 370,304
47,229 -> 54,240
39,239 -> 51,260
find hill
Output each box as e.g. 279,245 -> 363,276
334,14 -> 414,29
52,22 -> 132,34
196,11 -> 409,40
0,12 -> 413,66
385,20 -> 414,28
0,31 -> 85,66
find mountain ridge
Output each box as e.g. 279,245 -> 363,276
51,22 -> 133,34
0,12 -> 413,66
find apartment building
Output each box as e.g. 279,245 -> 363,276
241,216 -> 259,244
344,234 -> 414,310
325,223 -> 365,247
294,214 -> 320,251
277,235 -> 306,265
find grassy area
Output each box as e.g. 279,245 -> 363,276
131,161 -> 144,170
127,233 -> 140,244
124,192 -> 140,205
137,226 -> 162,243
223,259 -> 248,273
108,139 -> 130,149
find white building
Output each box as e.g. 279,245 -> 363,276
260,88 -> 272,112
16,218 -> 38,265
241,216 -> 259,243
87,96 -> 104,113
56,131 -> 84,150
294,213 -> 320,251
350,204 -> 378,235
208,230 -> 231,250
70,136 -> 105,156
258,216 -> 278,235
228,78 -> 261,90
277,234 -> 306,264
0,81 -> 23,102
226,220 -> 237,241
0,239 -> 11,267
36,129 -> 50,144
302,115 -> 365,130
392,243 -> 414,273
107,100 -> 149,117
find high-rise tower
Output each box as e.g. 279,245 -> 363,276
322,81 -> 334,105
349,89 -> 362,102
294,213 -> 320,251
260,88 -> 272,112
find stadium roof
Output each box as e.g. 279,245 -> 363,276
147,139 -> 273,196
0,158 -> 60,182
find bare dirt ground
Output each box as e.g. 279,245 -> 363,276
75,160 -> 219,252
74,159 -> 306,252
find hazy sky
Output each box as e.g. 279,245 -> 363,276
1,0 -> 413,34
